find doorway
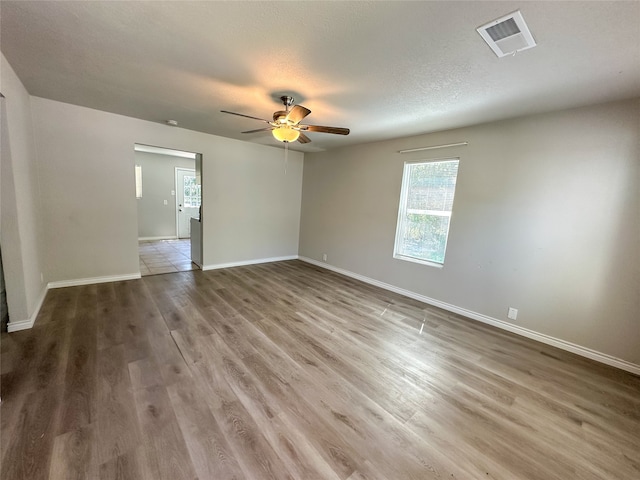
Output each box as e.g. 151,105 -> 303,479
0,95 -> 8,331
134,144 -> 202,276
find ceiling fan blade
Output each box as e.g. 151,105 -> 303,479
297,132 -> 311,144
286,105 -> 311,125
300,125 -> 350,135
242,127 -> 274,134
221,110 -> 271,123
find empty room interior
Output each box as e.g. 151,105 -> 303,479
1,2 -> 639,480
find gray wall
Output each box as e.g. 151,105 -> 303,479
136,151 -> 195,239
30,96 -> 303,282
0,53 -> 46,326
4,47 -> 637,367
299,98 -> 640,365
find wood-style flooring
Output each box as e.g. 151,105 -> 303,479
1,260 -> 639,479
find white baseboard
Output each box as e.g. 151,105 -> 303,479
48,273 -> 141,289
298,256 -> 640,376
138,236 -> 179,241
202,255 -> 298,271
7,286 -> 48,332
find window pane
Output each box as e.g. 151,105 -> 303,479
395,159 -> 459,265
183,175 -> 201,207
407,161 -> 458,212
135,165 -> 142,199
194,185 -> 201,207
398,214 -> 451,264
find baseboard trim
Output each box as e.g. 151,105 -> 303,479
138,236 -> 179,241
7,285 -> 48,332
202,255 -> 298,271
298,256 -> 640,376
48,273 -> 141,289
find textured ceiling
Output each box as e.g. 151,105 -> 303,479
1,1 -> 639,152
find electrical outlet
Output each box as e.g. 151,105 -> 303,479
508,307 -> 518,320
322,253 -> 327,262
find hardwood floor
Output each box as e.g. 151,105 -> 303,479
1,260 -> 639,479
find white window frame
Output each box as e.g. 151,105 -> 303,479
393,158 -> 460,268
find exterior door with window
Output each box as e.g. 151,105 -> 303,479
176,168 -> 200,238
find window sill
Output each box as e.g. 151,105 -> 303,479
393,254 -> 444,269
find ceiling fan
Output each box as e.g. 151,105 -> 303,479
221,96 -> 350,144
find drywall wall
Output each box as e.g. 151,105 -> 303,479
135,151 -> 195,239
0,53 -> 46,327
300,98 -> 640,365
30,96 -> 303,282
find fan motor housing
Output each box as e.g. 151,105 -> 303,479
273,111 -> 288,123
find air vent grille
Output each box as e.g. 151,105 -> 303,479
477,10 -> 536,58
486,18 -> 520,42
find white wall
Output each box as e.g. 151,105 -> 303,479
0,53 -> 46,328
299,99 -> 640,366
30,96 -> 303,282
135,151 -> 195,239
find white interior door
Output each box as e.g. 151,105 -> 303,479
176,168 -> 199,238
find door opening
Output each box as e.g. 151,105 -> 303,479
134,144 -> 203,276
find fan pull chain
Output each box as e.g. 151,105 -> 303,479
284,142 -> 288,175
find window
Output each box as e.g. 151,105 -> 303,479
394,159 -> 459,266
183,175 -> 201,208
135,164 -> 142,199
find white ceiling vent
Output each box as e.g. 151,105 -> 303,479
477,10 -> 536,58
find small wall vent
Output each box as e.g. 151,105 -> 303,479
477,10 -> 536,57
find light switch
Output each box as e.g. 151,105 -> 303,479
171,190 -> 175,196
163,200 -> 168,205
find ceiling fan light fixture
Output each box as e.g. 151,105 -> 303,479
272,126 -> 300,143
222,95 -> 349,144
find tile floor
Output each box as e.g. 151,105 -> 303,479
138,239 -> 198,276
